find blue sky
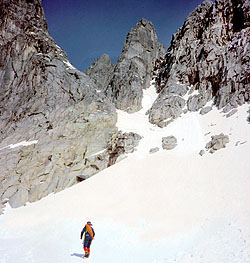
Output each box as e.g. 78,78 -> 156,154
43,0 -> 205,71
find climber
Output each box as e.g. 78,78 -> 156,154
80,221 -> 95,258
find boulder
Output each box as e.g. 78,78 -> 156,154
149,147 -> 160,154
199,149 -> 205,156
205,133 -> 230,153
162,136 -> 177,150
149,95 -> 185,127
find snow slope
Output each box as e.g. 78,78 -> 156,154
0,84 -> 250,263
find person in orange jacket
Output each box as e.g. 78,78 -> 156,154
80,221 -> 95,258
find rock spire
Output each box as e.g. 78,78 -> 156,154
105,18 -> 165,113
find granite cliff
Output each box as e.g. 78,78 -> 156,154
148,0 -> 250,127
0,0 -> 117,210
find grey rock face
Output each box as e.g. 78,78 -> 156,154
200,106 -> 212,115
226,108 -> 238,118
76,131 -> 142,181
149,0 -> 250,126
187,94 -> 209,112
105,18 -> 165,113
104,131 -> 141,168
0,0 -> 125,210
0,93 -> 118,209
149,93 -> 185,127
0,0 -> 108,140
205,133 -> 229,153
63,131 -> 141,181
85,54 -> 113,91
162,136 -> 177,150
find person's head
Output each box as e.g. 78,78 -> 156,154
87,221 -> 92,226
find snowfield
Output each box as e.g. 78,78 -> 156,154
0,84 -> 250,263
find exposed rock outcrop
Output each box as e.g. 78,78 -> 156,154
85,54 -> 113,91
105,18 -> 165,113
226,108 -> 238,118
75,131 -> 142,181
0,102 -> 118,208
149,0 -> 250,127
200,106 -> 213,115
205,133 -> 230,153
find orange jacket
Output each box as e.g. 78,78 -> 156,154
85,224 -> 95,240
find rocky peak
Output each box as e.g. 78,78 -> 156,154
122,18 -> 164,57
148,0 -> 250,127
105,18 -> 165,113
85,54 -> 113,91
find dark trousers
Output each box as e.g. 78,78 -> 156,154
84,236 -> 92,249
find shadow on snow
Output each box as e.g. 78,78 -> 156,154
71,253 -> 85,258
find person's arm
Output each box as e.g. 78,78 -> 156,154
92,228 -> 95,238
80,226 -> 86,239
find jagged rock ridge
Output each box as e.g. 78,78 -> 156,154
148,0 -> 250,127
